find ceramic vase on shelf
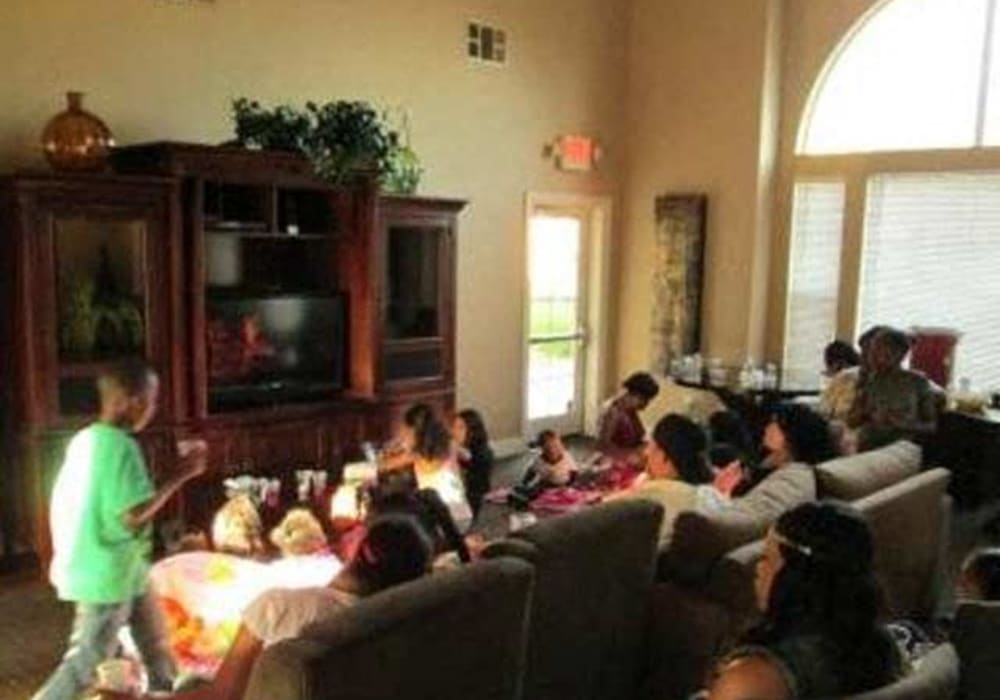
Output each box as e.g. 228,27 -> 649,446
41,91 -> 115,172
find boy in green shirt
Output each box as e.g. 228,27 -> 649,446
33,362 -> 207,700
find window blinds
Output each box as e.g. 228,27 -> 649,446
859,172 -> 1000,390
784,182 -> 846,375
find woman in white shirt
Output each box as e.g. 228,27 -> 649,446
383,403 -> 473,531
608,413 -> 720,547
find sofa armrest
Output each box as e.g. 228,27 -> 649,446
659,509 -> 763,585
244,637 -> 325,700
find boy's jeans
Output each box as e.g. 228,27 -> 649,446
32,591 -> 175,700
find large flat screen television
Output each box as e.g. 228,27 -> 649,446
206,293 -> 345,411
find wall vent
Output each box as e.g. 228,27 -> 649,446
468,22 -> 507,64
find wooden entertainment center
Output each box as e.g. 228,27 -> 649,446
0,143 -> 465,568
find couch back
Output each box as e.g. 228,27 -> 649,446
816,440 -> 922,501
484,500 -> 663,700
853,468 -> 951,620
242,557 -> 534,700
660,464 -> 816,584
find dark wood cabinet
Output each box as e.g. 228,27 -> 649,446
0,144 -> 465,567
377,195 -> 464,433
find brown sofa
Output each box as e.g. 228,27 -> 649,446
645,441 -> 951,700
241,557 -> 534,700
484,500 -> 664,700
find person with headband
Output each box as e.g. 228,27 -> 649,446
738,501 -> 904,697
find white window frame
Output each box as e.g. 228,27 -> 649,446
777,0 -> 1000,366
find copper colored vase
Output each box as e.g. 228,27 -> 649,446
41,92 -> 115,172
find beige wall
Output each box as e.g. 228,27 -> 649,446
616,0 -> 781,378
0,0 -> 629,439
616,0 -> 885,380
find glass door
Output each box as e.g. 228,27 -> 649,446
525,208 -> 588,435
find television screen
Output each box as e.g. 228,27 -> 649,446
206,294 -> 345,409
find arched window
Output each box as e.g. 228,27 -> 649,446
800,0 -> 1000,154
783,0 -> 1000,391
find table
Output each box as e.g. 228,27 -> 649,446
928,408 -> 1000,508
672,366 -> 821,401
673,368 -> 821,444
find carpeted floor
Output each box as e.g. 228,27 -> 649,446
2,441 -> 996,700
0,575 -> 73,700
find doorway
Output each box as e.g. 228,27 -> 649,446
523,193 -> 612,438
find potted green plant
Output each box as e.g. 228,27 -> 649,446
231,98 -> 311,152
230,98 -> 423,191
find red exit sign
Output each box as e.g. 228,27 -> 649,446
554,135 -> 599,172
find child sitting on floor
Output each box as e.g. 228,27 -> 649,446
508,431 -> 578,508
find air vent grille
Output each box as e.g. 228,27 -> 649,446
468,22 -> 507,64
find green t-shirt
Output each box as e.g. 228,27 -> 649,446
49,423 -> 154,603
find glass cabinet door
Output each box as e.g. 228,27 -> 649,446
382,218 -> 454,386
53,215 -> 150,416
385,225 -> 444,340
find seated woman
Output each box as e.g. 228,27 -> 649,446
607,414 -> 722,547
366,465 -> 470,565
452,408 -> 495,518
816,338 -> 863,423
718,403 -> 837,498
711,501 -> 905,698
847,327 -> 942,452
596,371 -> 660,463
823,339 -> 861,377
111,515 -> 433,700
384,403 -> 473,532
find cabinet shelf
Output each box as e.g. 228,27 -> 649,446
58,357 -> 146,379
205,229 -> 335,240
206,286 -> 338,300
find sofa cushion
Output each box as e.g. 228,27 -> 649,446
952,600 -> 1000,700
817,440 -> 922,501
242,557 -> 534,700
642,581 -> 734,700
484,499 -> 663,700
853,468 -> 950,620
661,464 -> 815,584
